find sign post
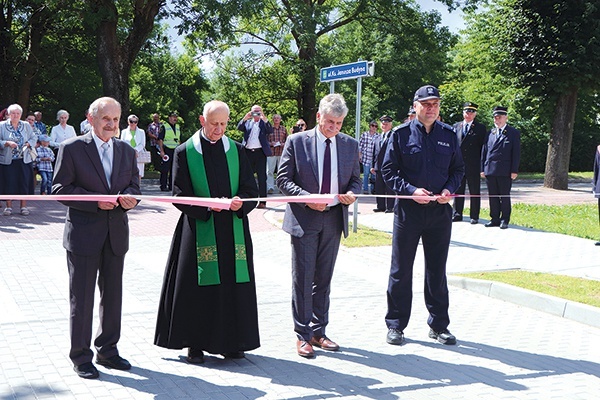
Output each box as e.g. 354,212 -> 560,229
320,60 -> 375,232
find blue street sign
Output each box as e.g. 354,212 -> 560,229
320,61 -> 374,83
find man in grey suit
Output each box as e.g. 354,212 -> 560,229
277,93 -> 361,358
52,97 -> 141,379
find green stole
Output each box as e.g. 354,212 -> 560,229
185,135 -> 250,286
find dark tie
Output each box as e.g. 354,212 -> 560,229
463,124 -> 469,138
321,138 -> 331,194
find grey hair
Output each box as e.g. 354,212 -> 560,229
88,97 -> 121,118
7,104 -> 23,115
318,94 -> 348,118
203,100 -> 230,118
56,109 -> 70,120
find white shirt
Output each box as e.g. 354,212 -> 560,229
315,128 -> 339,205
50,124 -> 76,148
245,120 -> 262,149
92,132 -> 113,169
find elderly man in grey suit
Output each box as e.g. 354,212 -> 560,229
277,93 -> 361,358
52,97 -> 141,379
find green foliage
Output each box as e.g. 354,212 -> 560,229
129,24 -> 209,139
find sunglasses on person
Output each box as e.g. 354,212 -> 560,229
129,120 -> 138,124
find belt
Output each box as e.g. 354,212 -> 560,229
245,148 -> 262,152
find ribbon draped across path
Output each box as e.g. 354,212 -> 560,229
0,193 -> 516,211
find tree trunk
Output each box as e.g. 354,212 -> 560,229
298,45 -> 317,128
88,0 -> 162,127
18,7 -> 51,113
0,2 -> 15,105
543,87 -> 578,190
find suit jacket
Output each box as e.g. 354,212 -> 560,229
276,128 -> 361,238
0,120 -> 37,165
481,125 -> 521,177
453,120 -> 486,176
372,130 -> 392,172
52,133 -> 141,256
237,119 -> 273,156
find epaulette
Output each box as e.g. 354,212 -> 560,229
440,122 -> 455,132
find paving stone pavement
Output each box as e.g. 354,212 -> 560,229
1,180 -> 599,399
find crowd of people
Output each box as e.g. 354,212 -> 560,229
11,87 -> 600,384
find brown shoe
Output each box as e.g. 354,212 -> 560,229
310,335 -> 339,351
296,340 -> 315,358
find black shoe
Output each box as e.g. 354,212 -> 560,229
385,209 -> 394,213
74,362 -> 99,379
186,348 -> 205,364
595,241 -> 600,246
429,328 -> 456,345
222,351 -> 245,359
373,208 -> 385,212
452,215 -> 463,222
470,219 -> 478,224
485,221 -> 500,227
386,328 -> 404,345
499,221 -> 508,229
96,355 -> 132,370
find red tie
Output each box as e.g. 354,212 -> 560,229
321,138 -> 331,194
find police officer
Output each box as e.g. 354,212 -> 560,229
381,85 -> 464,346
157,112 -> 180,191
452,102 -> 486,224
481,106 -> 521,229
371,115 -> 395,212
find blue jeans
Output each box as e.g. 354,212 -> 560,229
39,170 -> 53,194
362,162 -> 372,192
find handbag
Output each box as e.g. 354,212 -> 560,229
137,148 -> 151,163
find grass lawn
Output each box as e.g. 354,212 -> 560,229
467,203 -> 599,240
455,270 -> 600,308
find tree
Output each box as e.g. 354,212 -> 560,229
84,0 -> 164,126
501,0 -> 600,189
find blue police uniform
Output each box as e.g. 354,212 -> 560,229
381,118 -> 464,333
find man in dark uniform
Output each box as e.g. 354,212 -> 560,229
381,85 -> 464,346
371,115 -> 395,212
481,106 -> 521,229
452,102 -> 486,224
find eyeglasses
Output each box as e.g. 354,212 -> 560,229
129,120 -> 138,124
298,124 -> 305,127
370,124 -> 378,127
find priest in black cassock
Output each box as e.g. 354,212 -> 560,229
154,100 -> 260,364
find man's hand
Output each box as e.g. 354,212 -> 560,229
117,195 -> 138,210
436,189 -> 452,204
230,196 -> 243,212
480,172 -> 485,178
511,173 -> 518,180
98,201 -> 119,210
338,191 -> 356,205
306,203 -> 328,212
412,188 -> 434,204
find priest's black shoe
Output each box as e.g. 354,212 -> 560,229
222,351 -> 245,359
500,221 -> 509,229
96,355 -> 132,370
386,328 -> 404,345
452,214 -> 462,222
485,221 -> 500,227
429,328 -> 456,345
74,362 -> 99,379
373,208 -> 385,212
186,348 -> 205,364
470,218 -> 478,224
